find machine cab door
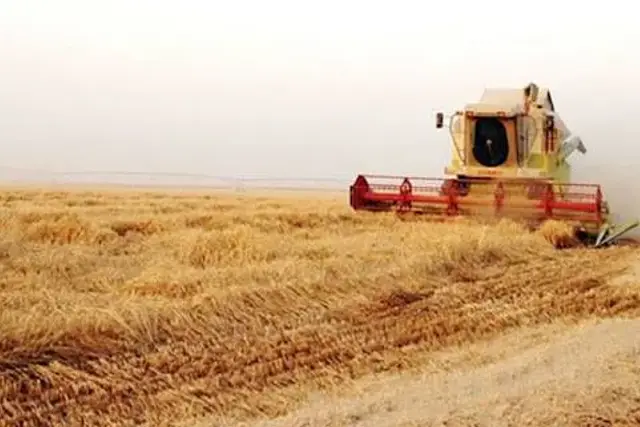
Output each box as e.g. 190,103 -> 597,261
465,111 -> 519,169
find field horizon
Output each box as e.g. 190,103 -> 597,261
0,186 -> 639,426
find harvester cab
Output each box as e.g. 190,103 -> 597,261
349,82 -> 639,247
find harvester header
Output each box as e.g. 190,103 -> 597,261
349,82 -> 638,247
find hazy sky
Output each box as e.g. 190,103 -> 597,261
1,0 -> 639,185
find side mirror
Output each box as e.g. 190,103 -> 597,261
436,112 -> 444,129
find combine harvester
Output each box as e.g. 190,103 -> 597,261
349,83 -> 638,248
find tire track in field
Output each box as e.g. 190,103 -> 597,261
1,248 -> 639,426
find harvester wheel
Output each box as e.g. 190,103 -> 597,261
440,179 -> 455,196
457,180 -> 470,197
440,179 -> 469,197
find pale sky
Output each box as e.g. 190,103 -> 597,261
1,0 -> 639,193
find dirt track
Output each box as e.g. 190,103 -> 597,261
247,317 -> 640,427
0,188 -> 638,426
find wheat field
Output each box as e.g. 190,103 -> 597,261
0,186 -> 639,427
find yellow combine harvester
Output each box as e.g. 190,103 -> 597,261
349,82 -> 638,247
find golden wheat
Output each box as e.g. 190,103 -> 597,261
0,186 -> 638,427
537,219 -> 582,249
